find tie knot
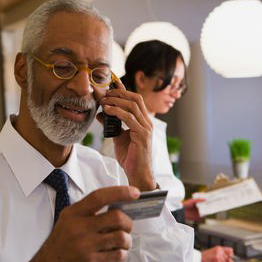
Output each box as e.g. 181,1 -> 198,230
44,169 -> 69,193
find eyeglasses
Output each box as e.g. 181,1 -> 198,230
153,74 -> 187,94
28,52 -> 118,88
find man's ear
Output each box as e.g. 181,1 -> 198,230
134,71 -> 147,91
14,52 -> 28,90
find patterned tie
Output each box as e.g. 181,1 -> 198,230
44,169 -> 71,224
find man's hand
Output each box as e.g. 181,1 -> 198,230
30,186 -> 140,262
96,80 -> 156,191
201,246 -> 234,262
183,198 -> 205,222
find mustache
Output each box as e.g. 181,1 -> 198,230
50,93 -> 95,110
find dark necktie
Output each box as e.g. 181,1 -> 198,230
44,169 -> 71,224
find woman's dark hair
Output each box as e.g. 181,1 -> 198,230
121,40 -> 187,93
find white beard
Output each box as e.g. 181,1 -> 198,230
26,69 -> 96,146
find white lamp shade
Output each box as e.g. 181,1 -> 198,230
124,22 -> 191,66
111,41 -> 125,78
201,0 -> 262,78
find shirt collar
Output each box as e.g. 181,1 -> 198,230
148,115 -> 167,131
0,115 -> 85,196
60,144 -> 85,194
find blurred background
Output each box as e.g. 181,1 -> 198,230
1,0 -> 262,187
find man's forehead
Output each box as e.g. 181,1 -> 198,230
47,47 -> 111,67
45,11 -> 109,40
39,11 -> 112,64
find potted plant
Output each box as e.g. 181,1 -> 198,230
228,139 -> 251,179
82,132 -> 94,147
167,136 -> 182,178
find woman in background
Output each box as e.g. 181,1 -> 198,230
101,40 -> 234,262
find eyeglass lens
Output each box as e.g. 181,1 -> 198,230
54,61 -> 76,79
53,61 -> 112,85
92,68 -> 112,85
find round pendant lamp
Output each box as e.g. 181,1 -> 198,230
124,21 -> 191,66
200,0 -> 262,78
112,41 -> 125,77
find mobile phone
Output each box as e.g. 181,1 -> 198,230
108,190 -> 168,220
103,82 -> 122,138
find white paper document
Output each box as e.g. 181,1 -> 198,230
192,178 -> 262,217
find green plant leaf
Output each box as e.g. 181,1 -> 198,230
228,139 -> 251,162
167,136 -> 182,154
83,132 -> 93,146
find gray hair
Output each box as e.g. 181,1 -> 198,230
21,0 -> 113,53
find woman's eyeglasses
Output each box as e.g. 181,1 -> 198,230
152,74 -> 187,94
28,52 -> 118,88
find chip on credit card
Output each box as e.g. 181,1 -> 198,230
108,190 -> 168,220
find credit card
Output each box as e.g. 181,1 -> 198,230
108,190 -> 168,220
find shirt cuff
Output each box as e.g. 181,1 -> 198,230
193,248 -> 202,262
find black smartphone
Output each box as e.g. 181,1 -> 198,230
103,82 -> 122,138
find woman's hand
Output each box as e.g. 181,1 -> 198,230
201,246 -> 234,262
183,198 -> 205,222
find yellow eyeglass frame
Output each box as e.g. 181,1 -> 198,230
28,52 -> 118,88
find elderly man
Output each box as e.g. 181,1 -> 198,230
0,0 -> 193,261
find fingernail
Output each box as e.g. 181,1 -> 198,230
130,187 -> 140,198
89,86 -> 94,93
104,105 -> 111,109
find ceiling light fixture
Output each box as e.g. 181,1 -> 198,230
124,21 -> 191,66
201,0 -> 262,78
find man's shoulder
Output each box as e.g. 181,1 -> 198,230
73,143 -> 127,184
74,143 -> 119,165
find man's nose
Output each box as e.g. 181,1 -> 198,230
66,70 -> 93,96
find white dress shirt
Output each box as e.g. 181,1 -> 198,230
101,116 -> 202,261
151,116 -> 201,262
150,116 -> 185,211
0,115 -> 193,262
